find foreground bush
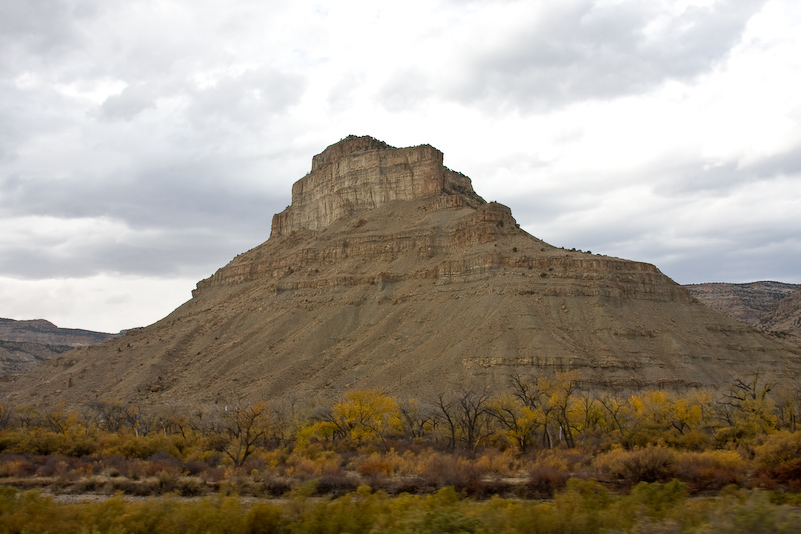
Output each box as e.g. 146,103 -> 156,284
2,482 -> 801,534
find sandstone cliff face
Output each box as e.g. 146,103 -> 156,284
4,137 -> 801,409
270,136 -> 484,238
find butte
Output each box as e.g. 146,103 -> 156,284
5,135 -> 800,408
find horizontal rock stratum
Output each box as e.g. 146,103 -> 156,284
269,136 -> 483,238
4,136 -> 801,408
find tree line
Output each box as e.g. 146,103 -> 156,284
1,371 -> 797,467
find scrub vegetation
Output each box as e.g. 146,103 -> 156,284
1,372 -> 801,532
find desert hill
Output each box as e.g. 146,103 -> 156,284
0,318 -> 115,376
3,136 -> 800,409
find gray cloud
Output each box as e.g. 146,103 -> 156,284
0,80 -> 75,164
0,0 -> 310,281
493,0 -> 763,104
0,148 -> 295,280
378,68 -> 433,112
648,144 -> 801,198
96,67 -> 306,125
185,68 -> 307,130
0,0 -> 80,58
0,225 -> 260,280
327,72 -> 364,112
99,83 -> 158,120
1,154 -> 286,230
748,146 -> 801,179
381,0 -> 766,112
632,233 -> 801,285
526,210 -> 801,285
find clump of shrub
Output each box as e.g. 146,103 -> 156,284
351,451 -> 402,481
315,473 -> 362,496
527,463 -> 570,497
415,451 -> 489,495
474,449 -> 527,478
284,450 -> 344,479
0,454 -> 37,478
594,446 -> 676,486
753,431 -> 801,490
674,450 -> 745,492
525,449 -> 592,498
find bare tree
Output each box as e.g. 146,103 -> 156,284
16,405 -> 40,431
121,404 -> 153,437
88,400 -> 126,433
42,404 -> 74,436
573,391 -> 603,446
454,387 -> 494,451
0,403 -> 15,430
398,398 -> 435,441
726,372 -> 772,406
433,387 -> 494,451
433,393 -> 458,451
719,371 -> 777,436
206,402 -> 271,467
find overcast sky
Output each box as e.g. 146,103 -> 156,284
2,0 -> 800,333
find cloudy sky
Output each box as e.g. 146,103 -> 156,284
2,0 -> 800,333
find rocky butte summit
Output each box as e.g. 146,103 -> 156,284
5,135 -> 801,408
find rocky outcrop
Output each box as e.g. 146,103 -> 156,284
270,135 -> 484,238
4,137 -> 801,410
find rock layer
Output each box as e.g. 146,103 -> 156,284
4,137 -> 801,409
270,136 -> 483,238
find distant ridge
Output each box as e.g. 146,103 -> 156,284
0,318 -> 116,376
684,282 -> 799,326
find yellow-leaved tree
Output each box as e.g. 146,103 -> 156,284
330,389 -> 401,449
490,392 -> 542,452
